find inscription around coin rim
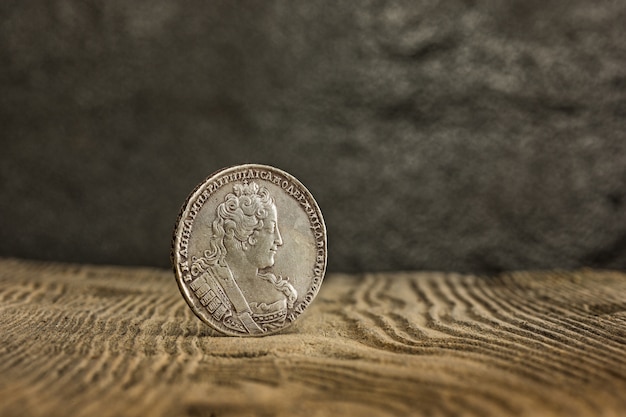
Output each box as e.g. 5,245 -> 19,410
172,164 -> 327,336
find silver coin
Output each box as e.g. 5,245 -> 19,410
172,164 -> 327,336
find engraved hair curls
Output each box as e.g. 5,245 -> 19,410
191,182 -> 274,273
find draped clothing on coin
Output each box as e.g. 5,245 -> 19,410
189,263 -> 289,334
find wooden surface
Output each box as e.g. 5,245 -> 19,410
1,259 -> 625,417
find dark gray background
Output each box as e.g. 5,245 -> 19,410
1,0 -> 625,273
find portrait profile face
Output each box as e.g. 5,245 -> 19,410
198,181 -> 286,274
245,204 -> 282,269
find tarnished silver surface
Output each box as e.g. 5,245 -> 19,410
172,164 -> 327,336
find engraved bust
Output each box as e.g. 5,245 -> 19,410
189,181 -> 297,334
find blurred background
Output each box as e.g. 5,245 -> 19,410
1,0 -> 625,273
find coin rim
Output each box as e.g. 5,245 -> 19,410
171,164 -> 327,337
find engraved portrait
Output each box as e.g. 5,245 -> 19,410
188,181 -> 297,335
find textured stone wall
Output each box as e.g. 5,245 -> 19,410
1,0 -> 625,272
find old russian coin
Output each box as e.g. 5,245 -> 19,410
172,164 -> 327,336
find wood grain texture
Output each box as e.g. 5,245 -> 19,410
0,258 -> 625,417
